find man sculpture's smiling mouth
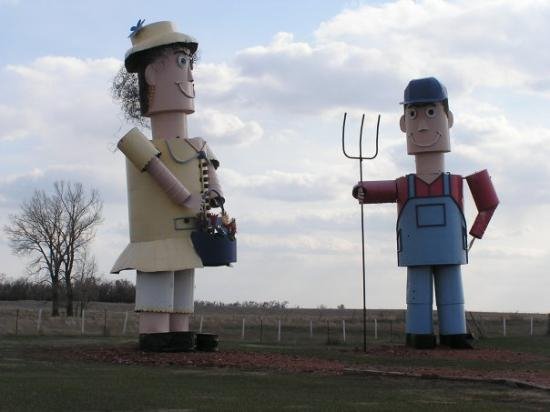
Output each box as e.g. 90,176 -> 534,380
410,131 -> 442,147
176,81 -> 195,98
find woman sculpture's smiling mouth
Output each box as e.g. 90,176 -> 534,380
176,81 -> 195,98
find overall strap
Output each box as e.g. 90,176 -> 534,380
443,173 -> 451,196
407,174 -> 416,198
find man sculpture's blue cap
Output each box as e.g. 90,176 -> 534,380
401,77 -> 448,105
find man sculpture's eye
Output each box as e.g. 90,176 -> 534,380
408,108 -> 417,119
426,106 -> 436,118
177,55 -> 187,68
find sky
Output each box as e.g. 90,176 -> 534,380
1,0 -> 549,312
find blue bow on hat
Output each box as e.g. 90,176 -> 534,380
129,19 -> 145,38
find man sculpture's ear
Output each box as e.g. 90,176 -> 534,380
447,110 -> 454,129
399,114 -> 406,133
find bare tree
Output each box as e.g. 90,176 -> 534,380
55,182 -> 102,316
73,248 -> 99,316
4,181 -> 102,316
4,189 -> 64,315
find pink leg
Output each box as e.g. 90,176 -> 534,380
139,312 -> 170,333
170,313 -> 190,332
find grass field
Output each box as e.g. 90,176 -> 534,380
2,335 -> 550,411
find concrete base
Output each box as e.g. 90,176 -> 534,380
139,331 -> 196,352
406,333 -> 437,349
439,334 -> 473,349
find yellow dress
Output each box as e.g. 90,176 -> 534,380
111,136 -> 218,273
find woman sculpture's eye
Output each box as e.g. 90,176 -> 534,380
177,55 -> 187,68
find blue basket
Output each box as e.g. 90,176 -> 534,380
191,231 -> 237,266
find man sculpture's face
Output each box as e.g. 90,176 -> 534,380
400,101 -> 453,155
144,47 -> 195,115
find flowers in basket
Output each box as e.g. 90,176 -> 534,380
197,209 -> 237,241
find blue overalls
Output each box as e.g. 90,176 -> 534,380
397,173 -> 468,336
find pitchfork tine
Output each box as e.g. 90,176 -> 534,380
341,112 -> 380,160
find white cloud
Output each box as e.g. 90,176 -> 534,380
195,0 -> 550,118
241,32 -> 314,58
243,233 -> 357,255
191,108 -> 263,145
0,164 -> 126,208
315,0 -> 549,92
4,56 -> 121,140
195,62 -> 241,95
223,167 -> 351,202
0,104 -> 34,141
231,32 -> 401,113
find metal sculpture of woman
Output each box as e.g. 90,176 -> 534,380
111,21 -> 236,352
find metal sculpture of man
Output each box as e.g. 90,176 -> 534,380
111,20 -> 236,352
352,77 -> 498,349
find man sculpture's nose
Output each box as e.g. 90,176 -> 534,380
416,117 -> 429,132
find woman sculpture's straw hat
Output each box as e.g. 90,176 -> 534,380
125,20 -> 198,72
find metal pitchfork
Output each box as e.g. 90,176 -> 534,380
341,112 -> 380,353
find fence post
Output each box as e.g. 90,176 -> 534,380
342,319 -> 346,343
502,317 -> 507,337
374,318 -> 378,339
326,320 -> 330,344
15,309 -> 19,336
389,320 -> 393,342
122,311 -> 129,335
277,319 -> 282,342
36,308 -> 42,334
530,316 -> 534,337
199,315 -> 204,333
260,318 -> 263,343
309,320 -> 313,338
241,317 -> 246,340
103,310 -> 108,336
81,309 -> 86,335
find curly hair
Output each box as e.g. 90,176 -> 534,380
111,66 -> 147,126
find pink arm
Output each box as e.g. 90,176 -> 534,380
466,169 -> 499,239
352,180 -> 398,203
146,157 -> 191,206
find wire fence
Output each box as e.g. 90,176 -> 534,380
1,307 -> 549,344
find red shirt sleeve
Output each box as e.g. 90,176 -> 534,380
466,169 -> 499,239
352,180 -> 398,203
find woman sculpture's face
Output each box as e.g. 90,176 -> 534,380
144,47 -> 195,115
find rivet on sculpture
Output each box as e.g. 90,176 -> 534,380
111,20 -> 237,352
352,77 -> 499,349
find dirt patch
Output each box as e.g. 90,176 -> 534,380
35,345 -> 346,375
